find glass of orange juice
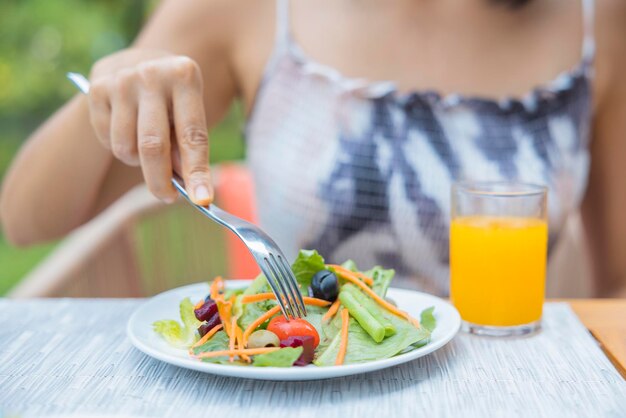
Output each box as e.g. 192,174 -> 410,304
450,181 -> 548,337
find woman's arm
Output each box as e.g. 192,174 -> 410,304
581,0 -> 626,297
0,0 -> 240,246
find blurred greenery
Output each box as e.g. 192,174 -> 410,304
0,0 -> 245,294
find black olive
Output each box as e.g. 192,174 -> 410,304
311,270 -> 339,302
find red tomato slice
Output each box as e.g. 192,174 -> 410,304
267,316 -> 320,348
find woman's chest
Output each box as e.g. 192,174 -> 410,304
247,68 -> 592,249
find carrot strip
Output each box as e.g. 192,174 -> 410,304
210,277 -> 224,301
192,347 -> 281,359
327,265 -> 374,286
240,293 -> 331,307
189,324 -> 224,353
217,301 -> 231,335
242,305 -> 282,347
228,317 -> 238,362
335,308 -> 350,365
322,299 -> 341,322
194,300 -> 205,311
334,269 -> 420,327
234,325 -> 251,362
239,293 -> 272,304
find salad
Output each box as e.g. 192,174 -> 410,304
153,250 -> 436,367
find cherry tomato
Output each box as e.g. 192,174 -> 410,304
267,316 -> 320,348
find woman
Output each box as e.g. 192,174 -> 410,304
1,0 -> 625,296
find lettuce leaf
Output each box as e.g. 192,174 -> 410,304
243,273 -> 271,296
192,330 -> 229,355
191,330 -> 247,365
152,297 -> 202,348
301,305 -> 327,339
398,307 -> 438,353
365,266 -> 395,298
252,347 -> 303,367
340,259 -> 358,271
339,260 -> 395,297
236,273 -> 277,329
291,249 -> 326,291
420,306 -> 437,333
314,307 -> 430,366
152,320 -> 186,347
238,297 -> 277,330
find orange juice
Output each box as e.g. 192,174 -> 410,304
450,216 -> 548,326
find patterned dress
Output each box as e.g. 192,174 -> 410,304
246,0 -> 595,295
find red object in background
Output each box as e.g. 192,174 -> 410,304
214,164 -> 260,280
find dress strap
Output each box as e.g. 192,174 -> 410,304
581,0 -> 595,65
275,0 -> 292,49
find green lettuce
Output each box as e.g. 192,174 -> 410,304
301,305 -> 327,339
291,249 -> 326,291
191,330 -> 247,365
243,273 -> 271,296
314,307 -> 430,366
237,297 -> 277,330
365,266 -> 395,297
398,307 -> 438,353
340,259 -> 358,271
238,250 -> 327,330
339,259 -> 395,297
192,330 -> 229,355
420,306 -> 437,333
252,347 -> 303,367
236,273 -> 276,329
152,297 -> 202,348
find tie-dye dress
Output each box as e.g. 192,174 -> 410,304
246,0 -> 595,295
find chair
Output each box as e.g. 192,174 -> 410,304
9,163 -> 259,298
8,164 -> 594,298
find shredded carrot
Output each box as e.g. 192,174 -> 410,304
217,301 -> 231,335
210,277 -> 224,301
228,317 -> 238,362
239,293 -> 272,304
192,347 -> 281,359
234,325 -> 251,362
194,299 -> 205,311
240,293 -> 331,307
189,324 -> 224,353
335,308 -> 350,365
242,305 -> 282,347
322,299 -> 341,322
335,269 -> 420,327
327,265 -> 374,286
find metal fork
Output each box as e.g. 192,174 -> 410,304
66,72 -> 306,319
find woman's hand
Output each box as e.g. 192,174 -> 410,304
88,49 -> 213,205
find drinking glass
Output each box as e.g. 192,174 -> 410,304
450,181 -> 548,337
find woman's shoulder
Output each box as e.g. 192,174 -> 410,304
593,0 -> 626,108
138,0 -> 275,51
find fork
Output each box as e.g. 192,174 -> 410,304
66,72 -> 306,319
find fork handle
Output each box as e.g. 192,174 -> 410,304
170,175 -> 247,236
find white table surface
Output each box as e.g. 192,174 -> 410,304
1,300 -> 625,418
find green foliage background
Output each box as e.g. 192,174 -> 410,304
0,0 -> 245,294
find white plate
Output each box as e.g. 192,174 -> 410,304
127,281 -> 461,381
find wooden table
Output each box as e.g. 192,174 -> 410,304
567,299 -> 626,379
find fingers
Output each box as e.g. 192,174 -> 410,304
137,90 -> 178,203
87,80 -> 112,149
109,71 -> 139,166
172,59 -> 213,206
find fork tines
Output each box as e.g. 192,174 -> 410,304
262,254 -> 307,319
